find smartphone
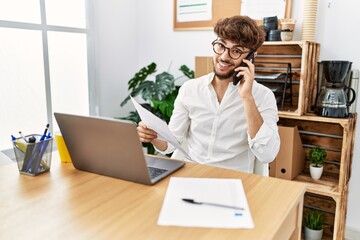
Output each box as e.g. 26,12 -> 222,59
232,51 -> 255,85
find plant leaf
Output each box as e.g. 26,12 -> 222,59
116,110 -> 140,123
179,65 -> 195,79
128,62 -> 157,91
152,72 -> 175,100
120,63 -> 157,106
137,81 -> 155,101
152,87 -> 179,121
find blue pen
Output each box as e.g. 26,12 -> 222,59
39,124 -> 49,141
23,142 -> 39,173
29,129 -> 51,174
32,137 -> 52,174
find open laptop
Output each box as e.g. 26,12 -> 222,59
54,112 -> 185,185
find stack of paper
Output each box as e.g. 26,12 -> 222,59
158,177 -> 254,229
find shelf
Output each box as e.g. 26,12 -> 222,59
255,62 -> 293,109
279,113 -> 355,127
263,40 -> 316,46
293,174 -> 341,198
278,114 -> 356,195
257,41 -> 320,116
303,192 -> 338,239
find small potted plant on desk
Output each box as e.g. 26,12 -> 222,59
309,147 -> 327,180
304,209 -> 324,240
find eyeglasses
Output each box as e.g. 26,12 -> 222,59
211,40 -> 250,60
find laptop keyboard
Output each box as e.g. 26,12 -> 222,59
148,166 -> 168,179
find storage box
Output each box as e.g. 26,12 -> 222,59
269,126 -> 305,180
12,136 -> 53,176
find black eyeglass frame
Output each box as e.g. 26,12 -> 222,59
211,39 -> 251,60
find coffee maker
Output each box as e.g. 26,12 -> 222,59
315,61 -> 356,118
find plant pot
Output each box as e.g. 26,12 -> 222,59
280,22 -> 295,31
310,164 -> 323,180
304,226 -> 323,240
281,31 -> 294,41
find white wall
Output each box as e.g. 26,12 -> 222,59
93,0 -> 360,233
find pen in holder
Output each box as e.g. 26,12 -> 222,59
12,134 -> 53,176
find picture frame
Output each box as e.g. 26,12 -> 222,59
173,0 -> 240,31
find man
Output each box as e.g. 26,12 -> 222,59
137,16 -> 280,173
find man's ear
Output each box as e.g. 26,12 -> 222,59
254,52 -> 258,58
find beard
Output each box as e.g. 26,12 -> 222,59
213,57 -> 235,80
213,67 -> 234,80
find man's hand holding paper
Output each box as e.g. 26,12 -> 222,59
131,97 -> 191,160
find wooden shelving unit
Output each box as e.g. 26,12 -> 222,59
278,113 -> 356,240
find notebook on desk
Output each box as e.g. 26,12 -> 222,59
54,112 -> 185,185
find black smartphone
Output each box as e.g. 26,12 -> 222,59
232,51 -> 255,85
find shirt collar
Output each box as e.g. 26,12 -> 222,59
206,72 -> 215,85
207,72 -> 238,90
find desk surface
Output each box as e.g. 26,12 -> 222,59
0,155 -> 305,240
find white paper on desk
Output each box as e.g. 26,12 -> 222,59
158,177 -> 254,229
130,97 -> 191,160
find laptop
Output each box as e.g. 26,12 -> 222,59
54,112 -> 185,185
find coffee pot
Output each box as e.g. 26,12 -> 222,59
315,61 -> 356,118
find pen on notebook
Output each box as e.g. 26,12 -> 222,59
182,198 -> 245,210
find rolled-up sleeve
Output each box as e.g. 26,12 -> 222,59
247,86 -> 280,163
248,122 -> 280,163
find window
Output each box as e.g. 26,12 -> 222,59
0,0 -> 94,152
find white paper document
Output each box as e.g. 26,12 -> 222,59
176,0 -> 212,23
130,97 -> 191,159
158,177 -> 254,229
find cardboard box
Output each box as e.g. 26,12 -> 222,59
269,126 -> 305,180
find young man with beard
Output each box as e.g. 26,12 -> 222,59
137,15 -> 280,173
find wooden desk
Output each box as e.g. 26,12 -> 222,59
0,156 -> 305,240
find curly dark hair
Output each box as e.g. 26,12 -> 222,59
214,16 -> 265,51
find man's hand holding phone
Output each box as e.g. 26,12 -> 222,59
232,51 -> 256,98
232,51 -> 255,85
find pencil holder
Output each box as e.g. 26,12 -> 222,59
12,135 -> 53,176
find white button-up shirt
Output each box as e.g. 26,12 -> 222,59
160,72 -> 280,173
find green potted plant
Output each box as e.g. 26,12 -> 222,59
303,209 -> 324,240
280,28 -> 294,41
308,147 -> 327,180
119,62 -> 194,154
